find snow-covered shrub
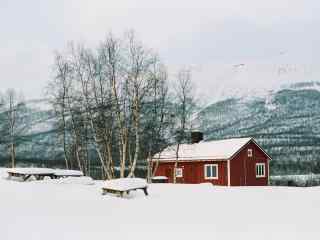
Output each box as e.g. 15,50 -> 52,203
58,176 -> 94,185
270,174 -> 320,187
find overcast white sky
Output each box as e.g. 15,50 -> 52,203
1,0 -> 320,100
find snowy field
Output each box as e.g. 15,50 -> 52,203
0,169 -> 320,240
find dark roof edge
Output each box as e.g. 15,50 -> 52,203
151,158 -> 229,163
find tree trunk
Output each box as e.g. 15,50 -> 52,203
128,97 -> 140,178
173,143 -> 180,184
11,143 -> 15,168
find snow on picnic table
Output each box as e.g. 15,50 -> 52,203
7,167 -> 55,175
53,169 -> 83,176
6,168 -> 83,176
104,178 -> 147,191
0,172 -> 319,240
152,176 -> 168,180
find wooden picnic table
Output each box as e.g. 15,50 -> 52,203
7,170 -> 55,181
7,168 -> 84,181
102,178 -> 149,198
102,186 -> 148,197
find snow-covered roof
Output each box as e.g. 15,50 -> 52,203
153,137 -> 253,161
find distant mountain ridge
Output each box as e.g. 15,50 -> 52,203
283,81 -> 320,91
193,63 -> 320,105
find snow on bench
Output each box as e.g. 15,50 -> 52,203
53,170 -> 84,177
152,176 -> 168,180
8,168 -> 55,175
53,176 -> 94,185
102,178 -> 148,197
151,176 -> 168,183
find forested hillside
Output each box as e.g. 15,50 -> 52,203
197,82 -> 320,174
1,82 -> 320,175
0,99 -> 61,166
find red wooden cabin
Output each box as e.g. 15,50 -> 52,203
152,137 -> 271,186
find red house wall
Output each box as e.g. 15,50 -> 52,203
154,160 -> 228,185
230,142 -> 269,186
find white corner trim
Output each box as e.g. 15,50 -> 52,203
267,160 -> 270,185
227,160 -> 231,186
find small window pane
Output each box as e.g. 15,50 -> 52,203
176,168 -> 183,177
205,164 -> 218,179
206,165 -> 211,178
256,163 -> 265,178
212,166 -> 217,177
248,149 -> 253,157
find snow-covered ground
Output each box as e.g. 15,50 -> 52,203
0,169 -> 319,240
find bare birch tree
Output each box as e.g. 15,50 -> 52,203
4,89 -> 25,168
173,68 -> 195,183
49,52 -> 71,169
146,63 -> 170,182
125,31 -> 159,177
48,30 -> 172,179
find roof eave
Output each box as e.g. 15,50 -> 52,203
151,158 -> 229,163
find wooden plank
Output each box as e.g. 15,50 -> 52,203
23,175 -> 32,181
143,187 -> 148,196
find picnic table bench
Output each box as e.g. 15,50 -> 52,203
7,168 -> 83,181
102,178 -> 148,197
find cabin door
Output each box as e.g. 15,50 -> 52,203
184,165 -> 198,184
165,168 -> 173,183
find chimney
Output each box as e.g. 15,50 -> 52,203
191,131 -> 203,144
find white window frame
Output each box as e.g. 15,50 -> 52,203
175,168 -> 183,178
256,163 -> 266,178
248,149 -> 253,157
204,164 -> 218,180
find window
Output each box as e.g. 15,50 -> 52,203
248,149 -> 253,157
256,163 -> 265,178
175,168 -> 183,178
204,164 -> 218,180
